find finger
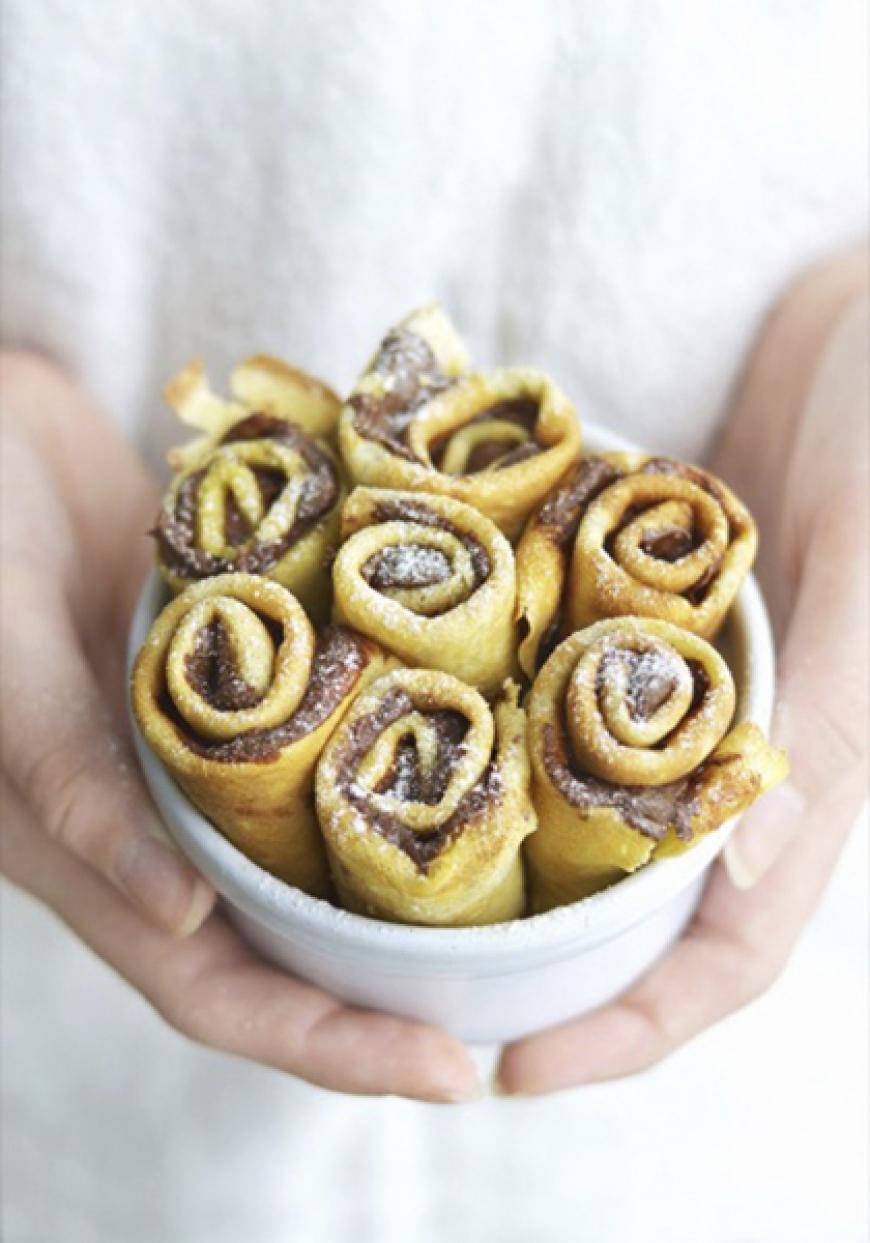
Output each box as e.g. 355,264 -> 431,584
724,477 -> 868,888
497,925 -> 744,1095
1,780 -> 480,1103
0,350 -> 159,627
711,253 -> 868,627
497,764 -> 864,1096
1,568 -> 215,936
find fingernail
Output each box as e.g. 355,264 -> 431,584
490,1076 -> 530,1099
433,1070 -> 486,1104
114,832 -> 215,935
723,781 -> 807,890
440,1079 -> 486,1104
176,876 -> 217,937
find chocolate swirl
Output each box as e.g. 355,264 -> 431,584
339,305 -> 581,538
131,574 -> 393,895
535,618 -> 735,799
349,329 -> 540,474
525,617 -> 786,909
315,669 -> 536,926
332,487 -> 518,696
155,414 -> 342,618
156,568 -> 317,744
152,353 -> 345,621
516,453 -> 758,677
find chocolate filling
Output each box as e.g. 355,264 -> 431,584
541,723 -> 698,841
351,331 -> 546,474
610,499 -> 703,562
598,651 -> 710,729
634,656 -> 709,724
627,656 -> 678,721
635,457 -> 733,603
349,329 -> 454,461
518,457 -> 623,674
154,414 -> 339,579
375,709 -> 469,804
362,545 -> 453,590
168,626 -> 368,762
432,395 -> 542,474
370,498 -> 491,586
221,467 -> 285,545
640,527 -> 695,562
184,617 -> 263,711
567,456 -> 731,606
534,617 -> 564,671
334,687 -> 500,870
536,456 -> 622,549
544,659 -> 713,840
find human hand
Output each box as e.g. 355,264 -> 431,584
0,353 -> 479,1102
497,250 -> 869,1095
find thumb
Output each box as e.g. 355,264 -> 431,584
723,706 -> 806,889
1,576 -> 215,935
724,498 -> 867,890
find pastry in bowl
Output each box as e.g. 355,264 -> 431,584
131,573 -> 395,896
331,486 -> 518,696
339,304 -> 581,538
516,452 -> 757,676
315,668 -> 536,926
524,617 -> 788,911
154,355 -> 344,622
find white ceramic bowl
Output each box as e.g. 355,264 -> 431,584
128,424 -> 775,1043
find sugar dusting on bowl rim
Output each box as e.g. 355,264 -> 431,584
126,421 -> 776,970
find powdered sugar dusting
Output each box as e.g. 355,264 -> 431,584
364,543 -> 451,589
625,647 -> 682,718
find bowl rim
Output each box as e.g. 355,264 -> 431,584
128,420 -> 776,968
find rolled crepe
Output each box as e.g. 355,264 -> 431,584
525,617 -> 788,910
515,453 -> 758,677
332,487 -> 517,696
315,668 -> 537,926
338,304 -> 581,538
131,573 -> 395,896
154,356 -> 344,621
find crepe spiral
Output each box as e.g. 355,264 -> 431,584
524,617 -> 788,910
339,304 -> 581,538
315,668 -> 537,925
557,618 -> 735,785
132,316 -> 789,925
131,573 -> 395,895
154,356 -> 344,620
516,453 -> 758,676
331,487 -> 517,695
